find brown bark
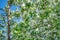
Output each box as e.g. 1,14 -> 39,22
7,0 -> 13,40
7,7 -> 11,40
7,6 -> 11,40
7,0 -> 11,40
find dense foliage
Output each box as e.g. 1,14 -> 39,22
0,0 -> 60,40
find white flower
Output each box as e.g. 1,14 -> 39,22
36,9 -> 39,13
48,24 -> 51,27
43,19 -> 48,22
49,13 -> 56,17
37,15 -> 40,18
9,18 -> 11,20
52,14 -> 56,16
22,3 -> 25,7
36,13 -> 40,18
27,0 -> 31,3
35,28 -> 39,31
12,16 -> 14,18
15,30 -> 18,33
49,8 -> 51,11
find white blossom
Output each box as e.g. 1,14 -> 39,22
43,19 -> 48,23
48,24 -> 51,27
22,3 -> 25,7
35,28 -> 39,31
27,0 -> 31,3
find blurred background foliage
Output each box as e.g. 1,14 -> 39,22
0,0 -> 60,40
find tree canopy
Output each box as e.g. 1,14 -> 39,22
0,0 -> 60,40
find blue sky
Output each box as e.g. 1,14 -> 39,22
0,0 -> 7,15
0,0 -> 20,13
0,0 -> 8,8
0,0 -> 22,25
0,0 -> 22,22
0,0 -> 21,25
0,0 -> 22,38
0,0 -> 21,20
